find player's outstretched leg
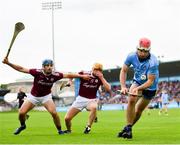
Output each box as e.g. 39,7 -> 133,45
14,110 -> 27,135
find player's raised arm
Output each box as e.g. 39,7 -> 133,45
2,57 -> 29,73
63,73 -> 91,80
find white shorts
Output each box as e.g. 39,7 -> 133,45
71,95 -> 98,111
27,93 -> 52,105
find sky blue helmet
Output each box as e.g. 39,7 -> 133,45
42,59 -> 53,66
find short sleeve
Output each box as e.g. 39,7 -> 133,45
53,72 -> 64,80
124,53 -> 134,66
29,69 -> 40,76
148,65 -> 158,75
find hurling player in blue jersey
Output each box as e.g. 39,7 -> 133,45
117,38 -> 159,139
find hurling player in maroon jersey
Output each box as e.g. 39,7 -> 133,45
3,57 -> 91,135
64,63 -> 111,134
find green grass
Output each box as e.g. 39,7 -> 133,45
0,108 -> 180,144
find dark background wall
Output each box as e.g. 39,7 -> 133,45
103,60 -> 180,83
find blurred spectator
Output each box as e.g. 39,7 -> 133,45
17,87 -> 29,119
159,90 -> 170,115
174,92 -> 180,107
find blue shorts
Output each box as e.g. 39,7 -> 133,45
142,90 -> 156,100
132,80 -> 156,100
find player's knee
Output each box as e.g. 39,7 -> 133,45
19,107 -> 28,114
19,109 -> 27,116
65,116 -> 72,122
90,106 -> 97,112
50,110 -> 58,117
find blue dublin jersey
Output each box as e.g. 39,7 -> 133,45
124,52 -> 159,90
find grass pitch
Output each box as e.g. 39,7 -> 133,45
0,108 -> 180,144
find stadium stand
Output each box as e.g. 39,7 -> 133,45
1,60 -> 180,111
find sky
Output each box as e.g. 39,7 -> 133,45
0,0 -> 180,84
